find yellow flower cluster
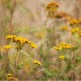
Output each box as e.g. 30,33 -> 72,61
34,60 -> 42,66
29,42 -> 37,48
71,27 -> 79,34
46,2 -> 59,18
6,35 -> 16,40
59,55 -> 65,60
13,36 -> 29,45
54,42 -> 73,50
69,19 -> 81,25
61,26 -> 69,31
78,31 -> 81,37
3,45 -> 12,50
6,35 -> 37,50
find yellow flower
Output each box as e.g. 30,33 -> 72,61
69,19 -> 79,25
61,26 -> 69,31
34,60 -> 42,65
6,35 -> 16,40
6,73 -> 13,77
3,45 -> 12,50
14,36 -> 28,45
78,31 -> 81,37
46,2 -> 59,18
30,42 -> 37,48
71,27 -> 79,34
59,55 -> 65,60
54,42 -> 73,50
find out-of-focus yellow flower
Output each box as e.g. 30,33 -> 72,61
54,42 -> 73,50
6,73 -> 13,77
71,27 -> 79,34
46,2 -> 59,18
35,32 -> 46,39
30,42 -> 37,48
3,45 -> 12,50
34,60 -> 42,65
59,55 -> 65,60
6,35 -> 16,40
69,19 -> 78,25
61,26 -> 69,31
14,36 -> 29,45
78,31 -> 81,37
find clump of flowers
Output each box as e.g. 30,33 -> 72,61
59,55 -> 65,60
6,35 -> 37,50
54,42 -> 74,50
6,35 -> 16,40
3,45 -> 12,50
45,2 -> 59,18
69,19 -> 79,25
71,27 -> 79,34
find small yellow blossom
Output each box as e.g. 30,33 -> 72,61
54,42 -> 73,50
59,55 -> 65,60
46,2 -> 59,18
6,35 -> 16,40
34,60 -> 42,65
71,27 -> 79,34
69,19 -> 79,25
78,31 -> 81,37
14,36 -> 29,45
30,42 -> 37,48
6,73 -> 13,77
3,45 -> 12,50
61,26 -> 69,31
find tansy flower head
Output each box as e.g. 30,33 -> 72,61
46,2 -> 59,18
6,35 -> 16,40
13,36 -> 28,45
55,12 -> 69,19
3,45 -> 12,50
29,42 -> 37,48
61,26 -> 69,31
54,42 -> 73,50
78,31 -> 81,37
69,19 -> 79,25
34,60 -> 42,66
71,27 -> 79,34
59,55 -> 65,60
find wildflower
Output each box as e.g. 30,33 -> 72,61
71,27 -> 79,34
54,42 -> 73,50
30,42 -> 37,48
46,2 -> 59,18
61,26 -> 69,31
6,73 -> 13,77
69,19 -> 79,25
34,60 -> 42,65
14,36 -> 28,45
3,45 -> 12,50
6,35 -> 16,40
59,55 -> 65,60
78,31 -> 81,37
